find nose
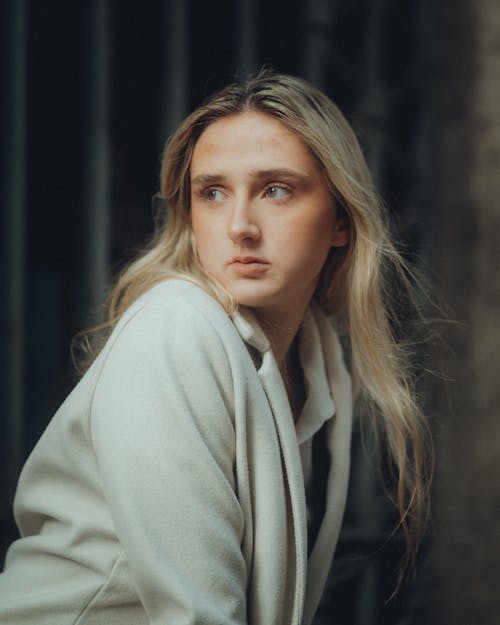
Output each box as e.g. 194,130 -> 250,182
228,199 -> 260,244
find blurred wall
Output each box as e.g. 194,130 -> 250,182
431,1 -> 500,623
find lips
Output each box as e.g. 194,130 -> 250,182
231,256 -> 269,265
229,256 -> 270,276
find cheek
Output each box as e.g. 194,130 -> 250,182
191,212 -> 225,264
301,235 -> 333,271
296,217 -> 336,273
191,210 -> 211,245
284,209 -> 335,254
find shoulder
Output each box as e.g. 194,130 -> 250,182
85,279 -> 249,416
100,279 -> 240,364
119,278 -> 231,332
89,280 -> 241,436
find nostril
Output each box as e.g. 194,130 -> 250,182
229,228 -> 260,243
228,218 -> 260,242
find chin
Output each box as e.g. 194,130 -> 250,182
223,282 -> 278,309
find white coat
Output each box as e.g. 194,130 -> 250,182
0,279 -> 352,625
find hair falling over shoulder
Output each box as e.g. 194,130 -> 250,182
73,69 -> 434,586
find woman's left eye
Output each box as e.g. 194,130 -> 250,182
265,185 -> 291,200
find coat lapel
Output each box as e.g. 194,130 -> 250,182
302,307 -> 353,625
257,349 -> 309,625
232,307 -> 308,625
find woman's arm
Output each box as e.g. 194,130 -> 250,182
90,296 -> 247,624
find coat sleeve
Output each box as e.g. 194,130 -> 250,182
89,296 -> 247,624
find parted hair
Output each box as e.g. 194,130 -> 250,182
76,70 -> 433,582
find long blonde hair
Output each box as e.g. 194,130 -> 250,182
77,70 -> 432,580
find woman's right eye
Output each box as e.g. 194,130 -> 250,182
205,188 -> 225,202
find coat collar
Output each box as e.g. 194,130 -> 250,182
296,306 -> 336,445
230,305 -> 269,353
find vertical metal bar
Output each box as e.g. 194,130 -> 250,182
301,0 -> 339,89
354,0 -> 388,185
413,0 -> 437,272
79,0 -> 112,326
159,0 -> 190,144
352,3 -> 389,623
0,0 -> 29,491
236,0 -> 258,78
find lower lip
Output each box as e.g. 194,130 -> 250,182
230,262 -> 270,277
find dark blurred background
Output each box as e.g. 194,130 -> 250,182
1,1 -> 499,624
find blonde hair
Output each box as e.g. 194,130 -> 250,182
76,70 -> 432,581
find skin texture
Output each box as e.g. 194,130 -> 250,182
190,111 -> 348,366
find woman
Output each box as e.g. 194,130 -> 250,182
0,71 -> 431,624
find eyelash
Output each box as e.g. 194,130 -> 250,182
201,188 -> 225,202
264,183 -> 292,200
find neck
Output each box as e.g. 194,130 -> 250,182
254,299 -> 309,370
255,302 -> 309,423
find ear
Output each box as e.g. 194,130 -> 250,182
331,214 -> 350,248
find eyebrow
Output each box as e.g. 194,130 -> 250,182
190,168 -> 311,186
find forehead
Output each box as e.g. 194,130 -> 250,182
190,111 -> 318,176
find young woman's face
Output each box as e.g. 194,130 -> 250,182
190,111 -> 348,317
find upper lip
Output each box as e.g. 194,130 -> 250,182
230,256 -> 269,264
